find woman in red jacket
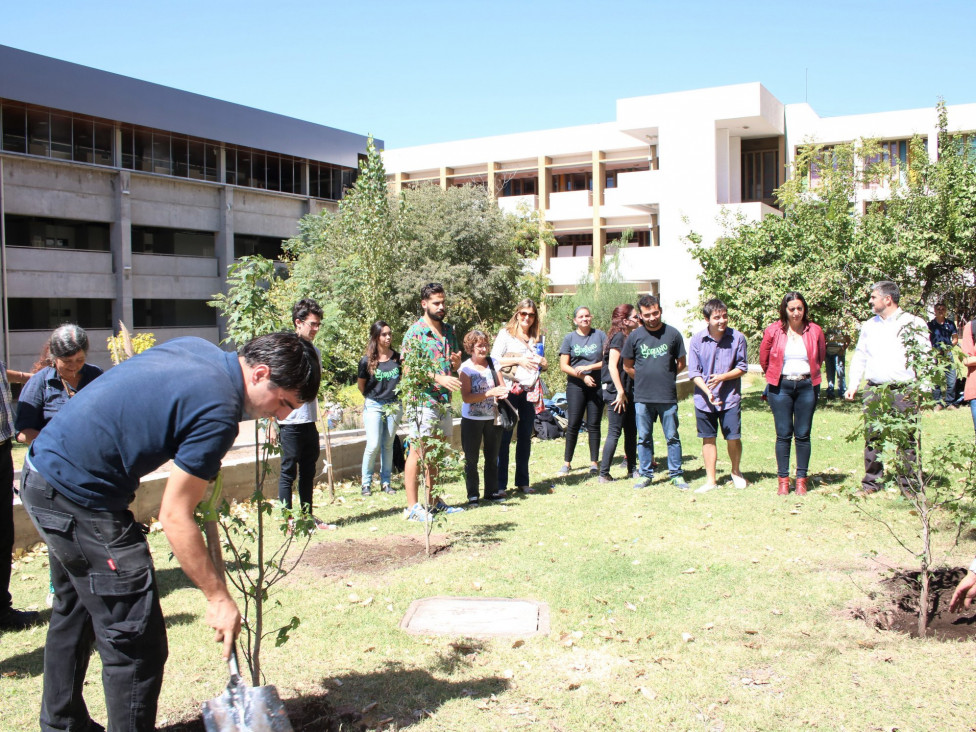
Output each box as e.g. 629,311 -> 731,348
759,292 -> 826,496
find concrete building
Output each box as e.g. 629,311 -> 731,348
384,83 -> 976,332
0,45 -> 376,370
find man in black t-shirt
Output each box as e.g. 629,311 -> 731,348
623,295 -> 688,490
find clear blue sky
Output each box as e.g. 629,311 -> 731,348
2,0 -> 971,149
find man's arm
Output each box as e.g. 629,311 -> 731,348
158,465 -> 241,659
845,323 -> 869,399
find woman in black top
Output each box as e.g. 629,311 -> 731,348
558,307 -> 606,476
357,321 -> 402,495
598,304 -> 641,482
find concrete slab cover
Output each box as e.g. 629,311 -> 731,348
400,596 -> 550,638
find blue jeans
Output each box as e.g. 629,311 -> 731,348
634,402 -> 682,478
932,367 -> 959,406
362,398 -> 401,487
767,378 -> 819,477
497,390 -> 537,490
971,399 -> 976,436
824,353 -> 846,395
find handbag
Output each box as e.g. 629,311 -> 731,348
487,357 -> 519,430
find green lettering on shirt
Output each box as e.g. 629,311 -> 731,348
639,343 -> 669,359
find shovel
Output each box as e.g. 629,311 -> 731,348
201,645 -> 293,732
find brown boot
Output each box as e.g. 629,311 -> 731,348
777,477 -> 790,496
795,477 -> 808,496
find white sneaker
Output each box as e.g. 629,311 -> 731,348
694,482 -> 719,494
729,474 -> 748,490
404,503 -> 433,522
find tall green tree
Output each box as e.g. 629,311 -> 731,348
690,102 -> 976,348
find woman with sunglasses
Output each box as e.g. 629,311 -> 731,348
491,299 -> 547,495
558,306 -> 606,476
598,304 -> 641,482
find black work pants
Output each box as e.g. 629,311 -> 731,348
20,462 -> 167,732
599,389 -> 636,478
863,384 -> 918,493
462,417 -> 502,500
277,422 -> 321,511
564,378 -> 604,464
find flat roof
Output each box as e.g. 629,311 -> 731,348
0,45 -> 378,168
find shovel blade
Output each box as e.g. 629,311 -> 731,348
202,680 -> 293,732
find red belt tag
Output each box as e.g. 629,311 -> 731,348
107,558 -> 117,571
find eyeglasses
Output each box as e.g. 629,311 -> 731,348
518,311 -> 536,319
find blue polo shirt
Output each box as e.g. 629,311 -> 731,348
30,338 -> 244,511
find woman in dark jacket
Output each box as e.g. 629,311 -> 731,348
759,292 -> 826,496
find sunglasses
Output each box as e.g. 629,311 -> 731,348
518,311 -> 536,318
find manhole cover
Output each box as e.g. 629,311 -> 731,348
400,596 -> 550,637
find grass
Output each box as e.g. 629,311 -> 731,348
3,377 -> 976,730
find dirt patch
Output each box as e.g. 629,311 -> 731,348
852,567 -> 976,640
158,695 -> 366,731
301,534 -> 451,577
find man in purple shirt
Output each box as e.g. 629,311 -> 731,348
686,299 -> 749,493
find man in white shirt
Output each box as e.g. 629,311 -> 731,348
845,281 -> 929,495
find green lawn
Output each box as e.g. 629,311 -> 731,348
3,378 -> 976,731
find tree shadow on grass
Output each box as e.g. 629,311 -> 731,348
156,566 -> 197,597
157,661 -> 510,731
450,521 -> 517,549
328,504 -> 406,529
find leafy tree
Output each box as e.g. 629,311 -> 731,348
847,325 -> 976,636
283,148 -> 550,379
690,102 -> 976,348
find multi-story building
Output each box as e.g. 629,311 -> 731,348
384,83 -> 976,332
0,45 -> 376,370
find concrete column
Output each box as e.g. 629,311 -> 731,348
592,151 -> 606,278
394,171 -> 409,191
729,136 -> 743,203
537,156 -> 552,275
216,186 -> 235,343
715,129 -> 731,204
113,125 -> 123,168
219,147 -> 227,183
111,170 -> 134,330
439,167 -> 453,190
487,162 -> 499,198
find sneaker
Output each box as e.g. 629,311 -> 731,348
598,475 -> 614,484
631,470 -> 641,480
433,497 -> 464,514
404,503 -> 433,522
694,482 -> 719,494
361,486 -> 372,496
314,518 -> 337,531
588,465 -> 599,475
0,608 -> 41,631
520,485 -> 536,494
729,473 -> 748,490
468,497 -> 480,506
670,476 -> 690,490
557,465 -> 571,476
382,483 -> 395,494
488,491 -> 507,500
633,476 -> 652,489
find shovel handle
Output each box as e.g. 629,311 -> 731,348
228,644 -> 242,684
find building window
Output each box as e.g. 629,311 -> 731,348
4,215 -> 111,251
606,229 -> 653,248
120,125 -> 220,182
131,226 -> 215,257
7,298 -> 113,330
234,234 -> 284,260
554,234 -> 593,257
1,101 -> 116,166
500,177 -> 538,197
741,138 -> 780,205
862,138 -> 926,187
551,172 -> 592,193
133,299 -> 217,328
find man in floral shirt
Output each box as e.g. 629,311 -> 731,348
400,283 -> 462,521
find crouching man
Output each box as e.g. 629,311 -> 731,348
20,333 -> 320,732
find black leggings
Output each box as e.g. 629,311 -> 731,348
564,377 -> 604,464
599,389 -> 636,477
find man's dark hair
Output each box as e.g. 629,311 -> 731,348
292,298 -> 323,324
420,282 -> 445,302
872,281 -> 900,305
637,294 -> 660,311
703,298 -> 729,319
240,332 -> 320,403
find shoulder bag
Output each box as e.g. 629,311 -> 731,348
487,357 -> 519,431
